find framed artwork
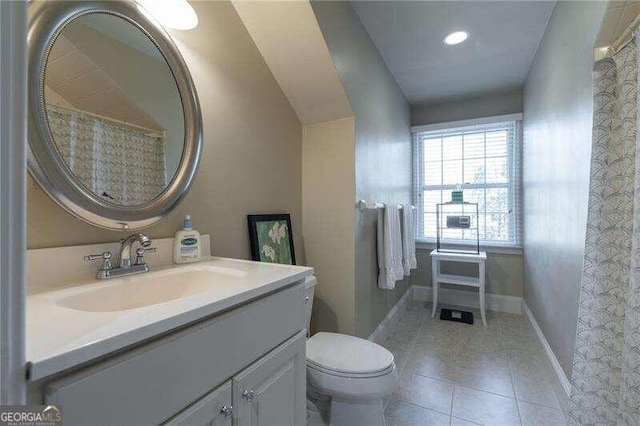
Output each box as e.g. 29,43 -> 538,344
247,214 -> 296,265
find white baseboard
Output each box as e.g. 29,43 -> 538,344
412,285 -> 522,314
523,302 -> 571,396
368,286 -> 414,343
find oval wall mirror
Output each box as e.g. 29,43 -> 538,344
27,1 -> 202,231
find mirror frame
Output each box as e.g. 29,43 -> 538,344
27,0 -> 202,231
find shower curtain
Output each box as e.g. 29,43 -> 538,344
47,105 -> 167,206
568,37 -> 640,424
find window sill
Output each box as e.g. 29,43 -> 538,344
415,240 -> 523,256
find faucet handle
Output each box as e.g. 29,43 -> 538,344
84,251 -> 113,271
135,247 -> 157,265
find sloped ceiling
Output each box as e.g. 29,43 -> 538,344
45,25 -> 164,133
232,0 -> 353,124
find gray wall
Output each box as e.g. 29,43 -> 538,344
411,250 -> 523,297
311,1 -> 412,338
522,1 -> 607,377
28,1 -> 304,265
411,88 -> 523,126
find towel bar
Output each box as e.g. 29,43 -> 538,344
358,200 -> 416,211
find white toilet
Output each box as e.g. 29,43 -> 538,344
303,276 -> 398,426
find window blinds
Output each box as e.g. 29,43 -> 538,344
413,120 -> 522,247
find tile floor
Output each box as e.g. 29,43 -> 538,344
307,302 -> 568,426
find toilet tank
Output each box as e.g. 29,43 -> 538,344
303,276 -> 316,334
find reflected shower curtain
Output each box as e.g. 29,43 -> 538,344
568,37 -> 640,424
47,105 -> 167,206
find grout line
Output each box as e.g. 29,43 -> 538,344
515,396 -> 563,412
397,304 -> 565,424
382,299 -> 429,413
411,370 -> 517,400
450,385 -> 455,418
451,416 -> 482,426
397,305 -> 428,379
514,397 -> 524,426
498,311 -> 568,421
384,301 -> 557,423
411,310 -> 533,410
383,391 -> 392,413
412,306 -> 566,423
410,307 -> 521,400
390,397 -> 452,418
517,397 -> 565,409
498,310 -> 523,425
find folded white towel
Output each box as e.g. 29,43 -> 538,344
376,209 -> 386,288
377,205 -> 404,289
402,204 -> 417,276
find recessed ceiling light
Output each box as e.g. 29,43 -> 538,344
443,31 -> 469,46
137,0 -> 198,31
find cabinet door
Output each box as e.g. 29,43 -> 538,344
233,331 -> 306,426
164,381 -> 233,426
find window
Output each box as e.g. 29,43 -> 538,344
412,116 -> 522,247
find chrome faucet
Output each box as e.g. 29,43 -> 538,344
84,233 -> 156,279
118,232 -> 152,268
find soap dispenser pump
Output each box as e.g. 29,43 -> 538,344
173,214 -> 201,264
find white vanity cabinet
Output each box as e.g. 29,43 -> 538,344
166,331 -> 306,426
43,282 -> 307,425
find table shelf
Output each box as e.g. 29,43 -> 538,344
430,249 -> 487,327
436,273 -> 480,287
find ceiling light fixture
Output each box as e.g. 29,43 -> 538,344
443,31 -> 469,46
137,0 -> 198,31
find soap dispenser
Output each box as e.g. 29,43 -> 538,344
173,214 -> 201,264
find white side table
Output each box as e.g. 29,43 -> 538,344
430,249 -> 488,327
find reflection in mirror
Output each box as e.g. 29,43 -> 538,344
44,13 -> 185,206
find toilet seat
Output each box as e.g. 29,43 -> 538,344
307,361 -> 398,401
306,332 -> 394,376
307,360 -> 395,379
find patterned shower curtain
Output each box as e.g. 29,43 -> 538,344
568,37 -> 640,424
47,105 -> 167,206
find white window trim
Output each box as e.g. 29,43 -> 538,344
412,113 -> 523,250
410,113 -> 523,133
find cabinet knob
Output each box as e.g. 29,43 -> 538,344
242,390 -> 255,402
304,296 -> 310,303
220,405 -> 234,419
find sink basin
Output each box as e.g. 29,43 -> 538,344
57,265 -> 247,312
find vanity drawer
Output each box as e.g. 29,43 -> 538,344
45,282 -> 305,425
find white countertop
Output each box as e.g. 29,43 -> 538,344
27,257 -> 313,381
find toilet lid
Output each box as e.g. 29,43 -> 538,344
306,332 -> 394,375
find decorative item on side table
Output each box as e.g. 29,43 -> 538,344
436,190 -> 479,254
247,214 -> 296,265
